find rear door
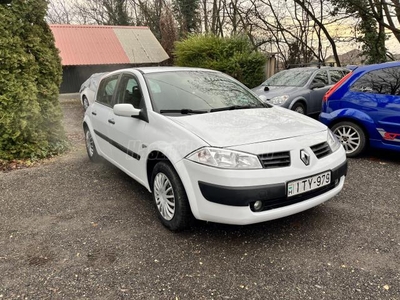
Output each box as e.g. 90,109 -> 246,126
349,66 -> 400,143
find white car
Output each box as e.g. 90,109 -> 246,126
79,72 -> 108,110
83,67 -> 347,231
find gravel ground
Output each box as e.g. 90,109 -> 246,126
0,99 -> 399,299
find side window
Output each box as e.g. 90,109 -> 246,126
312,71 -> 329,86
329,70 -> 344,84
97,75 -> 119,106
115,75 -> 143,109
351,67 -> 400,95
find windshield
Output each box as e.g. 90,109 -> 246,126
262,69 -> 315,87
143,71 -> 266,113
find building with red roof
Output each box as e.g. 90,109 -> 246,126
50,24 -> 169,93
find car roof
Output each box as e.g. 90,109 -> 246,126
351,61 -> 400,74
108,66 -> 221,75
285,66 -> 348,72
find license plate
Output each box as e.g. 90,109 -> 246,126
287,171 -> 331,197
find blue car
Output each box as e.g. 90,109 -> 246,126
319,61 -> 400,157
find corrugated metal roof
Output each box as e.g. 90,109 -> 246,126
50,24 -> 169,66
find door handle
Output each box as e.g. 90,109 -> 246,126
108,119 -> 115,124
92,112 -> 97,116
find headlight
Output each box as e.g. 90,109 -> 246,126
269,95 -> 289,105
187,147 -> 262,169
327,130 -> 341,152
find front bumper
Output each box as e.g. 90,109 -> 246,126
174,145 -> 347,225
199,161 -> 347,211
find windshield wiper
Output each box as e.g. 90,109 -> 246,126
160,109 -> 209,115
210,105 -> 258,112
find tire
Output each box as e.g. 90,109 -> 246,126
292,102 -> 306,114
84,127 -> 101,162
82,96 -> 90,111
151,161 -> 193,231
331,121 -> 366,157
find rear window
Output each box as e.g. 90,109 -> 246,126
329,70 -> 347,84
312,70 -> 329,85
351,67 -> 400,95
97,75 -> 119,106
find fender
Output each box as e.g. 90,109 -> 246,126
82,113 -> 106,158
143,146 -> 201,217
320,108 -> 381,140
288,97 -> 307,110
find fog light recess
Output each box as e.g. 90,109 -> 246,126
253,201 -> 263,211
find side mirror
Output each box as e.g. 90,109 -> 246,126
310,82 -> 326,89
113,104 -> 141,117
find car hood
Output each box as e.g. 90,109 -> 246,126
168,107 -> 326,147
251,86 -> 303,99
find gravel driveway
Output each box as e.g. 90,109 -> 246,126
0,99 -> 399,299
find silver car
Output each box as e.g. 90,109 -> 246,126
252,67 -> 350,115
79,72 -> 108,110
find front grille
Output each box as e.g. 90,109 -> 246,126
311,142 -> 331,159
258,151 -> 291,168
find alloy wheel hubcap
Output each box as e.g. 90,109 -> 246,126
334,126 -> 360,154
154,173 -> 175,221
85,130 -> 94,156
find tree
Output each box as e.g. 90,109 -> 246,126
104,0 -> 131,25
160,5 -> 178,60
70,0 -> 132,25
173,0 -> 201,36
174,34 -> 266,87
244,0 -> 332,66
331,0 -> 388,63
331,0 -> 400,43
0,0 -> 67,160
47,0 -> 75,24
292,0 -> 342,66
129,0 -> 164,39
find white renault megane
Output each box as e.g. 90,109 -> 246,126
83,67 -> 347,231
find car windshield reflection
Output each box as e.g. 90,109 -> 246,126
144,71 -> 266,114
262,69 -> 315,87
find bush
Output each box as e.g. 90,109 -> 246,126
0,0 -> 67,160
174,34 -> 266,88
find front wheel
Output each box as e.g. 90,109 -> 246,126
291,102 -> 306,114
151,162 -> 193,231
331,121 -> 366,157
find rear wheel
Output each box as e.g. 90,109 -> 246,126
82,96 -> 89,111
84,127 -> 101,162
292,102 -> 306,114
331,121 -> 366,157
151,162 -> 193,231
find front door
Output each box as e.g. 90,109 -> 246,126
309,70 -> 331,114
107,73 -> 148,184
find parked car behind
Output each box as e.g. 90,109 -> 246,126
320,61 -> 400,157
252,67 -> 350,115
79,72 -> 108,110
83,67 -> 347,231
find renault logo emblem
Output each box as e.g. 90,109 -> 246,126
300,149 -> 310,166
